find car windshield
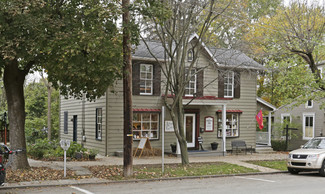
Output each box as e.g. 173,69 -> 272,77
303,138 -> 325,149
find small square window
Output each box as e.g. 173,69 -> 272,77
306,100 -> 313,108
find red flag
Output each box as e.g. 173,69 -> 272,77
256,109 -> 264,130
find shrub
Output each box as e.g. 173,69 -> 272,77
27,139 -> 53,159
27,138 -> 87,160
271,140 -> 287,151
66,141 -> 87,157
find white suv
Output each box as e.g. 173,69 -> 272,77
287,137 -> 325,176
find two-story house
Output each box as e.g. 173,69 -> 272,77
59,38 -> 264,156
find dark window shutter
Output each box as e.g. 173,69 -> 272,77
64,111 -> 68,134
196,69 -> 204,97
95,108 -> 98,139
234,71 -> 240,99
132,62 -> 140,95
153,64 -> 161,96
218,70 -> 224,98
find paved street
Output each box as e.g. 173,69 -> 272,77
1,173 -> 324,194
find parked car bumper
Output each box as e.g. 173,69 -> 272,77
287,157 -> 323,170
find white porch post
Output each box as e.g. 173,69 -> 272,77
222,104 -> 227,155
268,112 -> 272,146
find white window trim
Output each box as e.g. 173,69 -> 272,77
281,113 -> 291,123
96,108 -> 102,140
302,113 -> 315,140
305,100 -> 313,108
224,71 -> 234,98
140,64 -> 153,95
185,68 -> 197,97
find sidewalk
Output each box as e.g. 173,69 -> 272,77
2,152 -> 288,189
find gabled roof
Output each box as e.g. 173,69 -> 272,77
132,36 -> 265,70
257,97 -> 277,111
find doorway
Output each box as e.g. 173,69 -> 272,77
73,115 -> 78,142
184,114 -> 196,148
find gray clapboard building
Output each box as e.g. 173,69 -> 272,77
60,37 -> 264,156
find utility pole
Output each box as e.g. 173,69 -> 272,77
122,0 -> 133,177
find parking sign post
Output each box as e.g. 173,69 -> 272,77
60,140 -> 70,177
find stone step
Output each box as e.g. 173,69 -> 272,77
255,146 -> 275,154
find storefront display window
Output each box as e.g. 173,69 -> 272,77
217,113 -> 239,137
133,113 -> 159,140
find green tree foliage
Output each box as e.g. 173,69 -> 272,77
257,57 -> 317,107
24,81 -> 60,143
206,0 -> 281,48
0,0 -> 122,169
246,1 -> 325,106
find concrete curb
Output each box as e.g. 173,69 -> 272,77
0,171 -> 289,190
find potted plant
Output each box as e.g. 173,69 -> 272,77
211,142 -> 218,150
88,149 -> 99,160
170,143 -> 176,153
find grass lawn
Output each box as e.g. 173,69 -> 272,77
88,162 -> 260,180
246,160 -> 287,171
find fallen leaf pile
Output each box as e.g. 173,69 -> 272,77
88,166 -> 123,180
6,167 -> 90,183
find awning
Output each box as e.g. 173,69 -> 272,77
133,108 -> 161,112
182,96 -> 231,106
216,110 -> 243,113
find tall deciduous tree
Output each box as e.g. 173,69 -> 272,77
0,0 -> 122,169
206,0 -> 281,49
139,0 -> 229,165
246,1 -> 325,100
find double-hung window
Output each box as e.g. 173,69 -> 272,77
133,112 -> 159,140
185,68 -> 196,96
96,108 -> 102,140
140,64 -> 153,95
224,71 -> 234,98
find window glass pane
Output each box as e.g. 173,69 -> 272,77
151,123 -> 158,129
133,113 -> 141,121
142,114 -> 150,121
142,123 -> 150,130
151,114 -> 158,121
140,72 -> 146,79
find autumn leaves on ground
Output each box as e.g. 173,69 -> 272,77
6,162 -> 262,183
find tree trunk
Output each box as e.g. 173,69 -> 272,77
3,61 -> 30,169
122,0 -> 133,177
47,84 -> 52,140
171,95 -> 189,165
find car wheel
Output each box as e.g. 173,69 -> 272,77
319,160 -> 325,177
288,167 -> 299,175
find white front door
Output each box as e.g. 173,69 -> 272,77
184,114 -> 196,148
303,113 -> 315,140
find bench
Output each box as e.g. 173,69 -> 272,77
231,140 -> 252,155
